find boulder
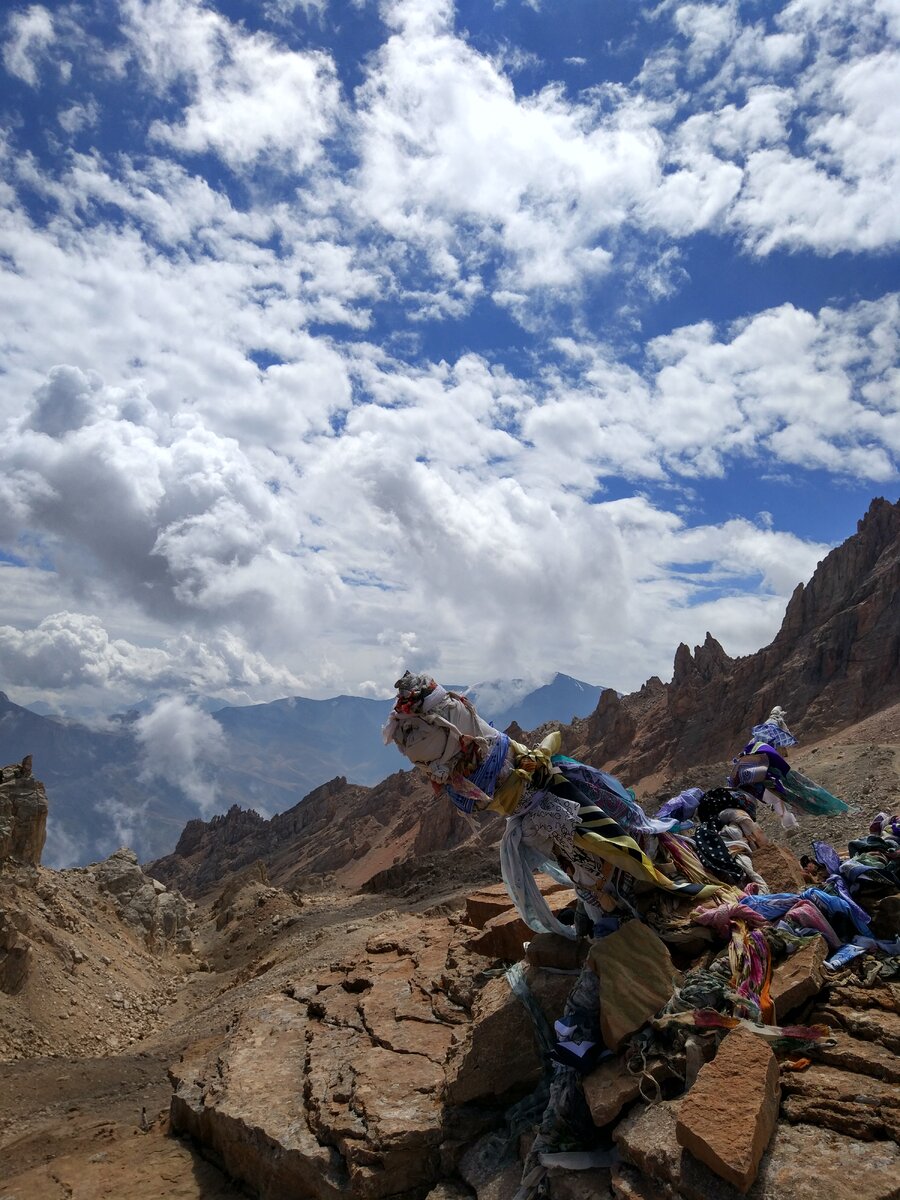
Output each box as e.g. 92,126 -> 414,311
584,1056 -> 668,1129
770,935 -> 827,1020
466,889 -> 576,960
458,1131 -> 521,1200
675,1029 -> 780,1193
0,908 -> 32,994
749,845 -> 805,895
92,847 -> 146,897
89,848 -> 193,950
445,971 -> 571,1105
525,932 -> 587,972
465,882 -> 519,929
611,1161 -> 677,1200
545,1166 -> 614,1200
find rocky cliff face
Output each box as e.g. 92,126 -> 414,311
572,497 -> 900,781
0,757 -> 46,867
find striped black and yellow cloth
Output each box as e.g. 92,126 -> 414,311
568,791 -> 719,899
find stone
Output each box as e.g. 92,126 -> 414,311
676,1029 -> 779,1193
545,1165 -> 613,1200
92,848 -> 146,897
587,920 -> 679,1050
780,1062 -> 900,1141
828,982 -> 900,1015
611,1162 -> 678,1200
171,999 -> 349,1200
445,970 -> 571,1105
770,935 -> 827,1021
525,932 -> 587,972
583,1056 -> 669,1129
812,1031 -> 900,1084
425,1186 -> 474,1200
465,882 -> 518,929
459,1131 -> 521,1200
616,1096 -> 900,1200
749,845 -> 806,896
0,909 -> 32,994
172,986 -> 450,1200
584,1056 -> 642,1128
466,889 -> 576,961
815,1005 -> 900,1054
359,969 -> 455,1062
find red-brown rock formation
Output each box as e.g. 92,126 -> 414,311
150,768 -> 489,899
0,758 -> 47,868
571,497 -> 900,781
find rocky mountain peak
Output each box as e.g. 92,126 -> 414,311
569,497 -> 900,781
775,496 -> 900,647
672,633 -> 732,686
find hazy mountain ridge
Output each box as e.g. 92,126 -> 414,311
0,673 -> 604,867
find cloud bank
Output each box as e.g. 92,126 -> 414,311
0,0 -> 896,715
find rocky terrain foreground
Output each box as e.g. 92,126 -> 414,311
2,693 -> 900,1200
1,501 -> 899,1199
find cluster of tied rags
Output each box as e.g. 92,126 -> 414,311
383,673 -> 900,1192
383,674 -> 852,940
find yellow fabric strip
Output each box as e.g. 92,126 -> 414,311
486,730 -> 562,816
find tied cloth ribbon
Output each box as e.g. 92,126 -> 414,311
446,732 -> 510,813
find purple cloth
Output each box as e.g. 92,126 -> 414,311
656,787 -> 703,822
813,841 -> 842,875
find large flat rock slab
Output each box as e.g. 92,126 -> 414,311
170,997 -> 349,1200
170,915 -> 472,1199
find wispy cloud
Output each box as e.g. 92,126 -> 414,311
135,696 -> 228,815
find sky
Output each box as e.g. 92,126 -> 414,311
0,0 -> 898,720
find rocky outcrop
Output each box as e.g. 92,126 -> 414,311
0,906 -> 32,994
614,1098 -> 900,1200
169,882 -> 572,1199
168,852 -> 900,1200
570,498 -> 900,780
0,758 -> 47,867
89,847 -> 194,952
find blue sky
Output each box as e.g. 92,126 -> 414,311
0,0 -> 898,718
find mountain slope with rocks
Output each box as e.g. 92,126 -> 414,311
2,704 -> 899,1200
3,498 -> 900,1200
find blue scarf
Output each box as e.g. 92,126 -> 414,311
446,732 -> 509,814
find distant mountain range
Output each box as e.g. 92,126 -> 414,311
0,672 -> 604,868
